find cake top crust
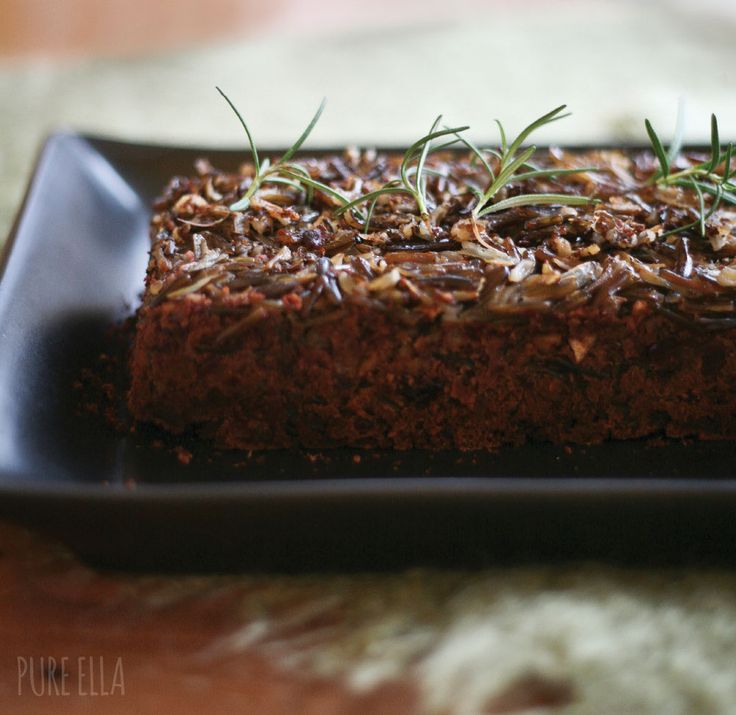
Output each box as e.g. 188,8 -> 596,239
144,148 -> 736,327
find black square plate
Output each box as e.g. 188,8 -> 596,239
2,132 -> 735,571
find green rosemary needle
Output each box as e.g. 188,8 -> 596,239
645,111 -> 736,237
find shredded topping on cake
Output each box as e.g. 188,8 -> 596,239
145,148 -> 736,327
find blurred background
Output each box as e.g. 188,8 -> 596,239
2,0 -> 736,238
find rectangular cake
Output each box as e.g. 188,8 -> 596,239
128,146 -> 736,450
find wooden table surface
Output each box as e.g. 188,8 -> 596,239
0,521 -> 573,714
0,521 -> 413,714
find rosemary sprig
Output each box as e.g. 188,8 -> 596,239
217,87 -> 338,211
645,111 -> 736,237
459,105 -> 598,218
334,117 -> 469,232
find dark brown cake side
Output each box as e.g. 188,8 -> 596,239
128,149 -> 736,450
129,300 -> 736,450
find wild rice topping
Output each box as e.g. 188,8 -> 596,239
145,149 -> 736,326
